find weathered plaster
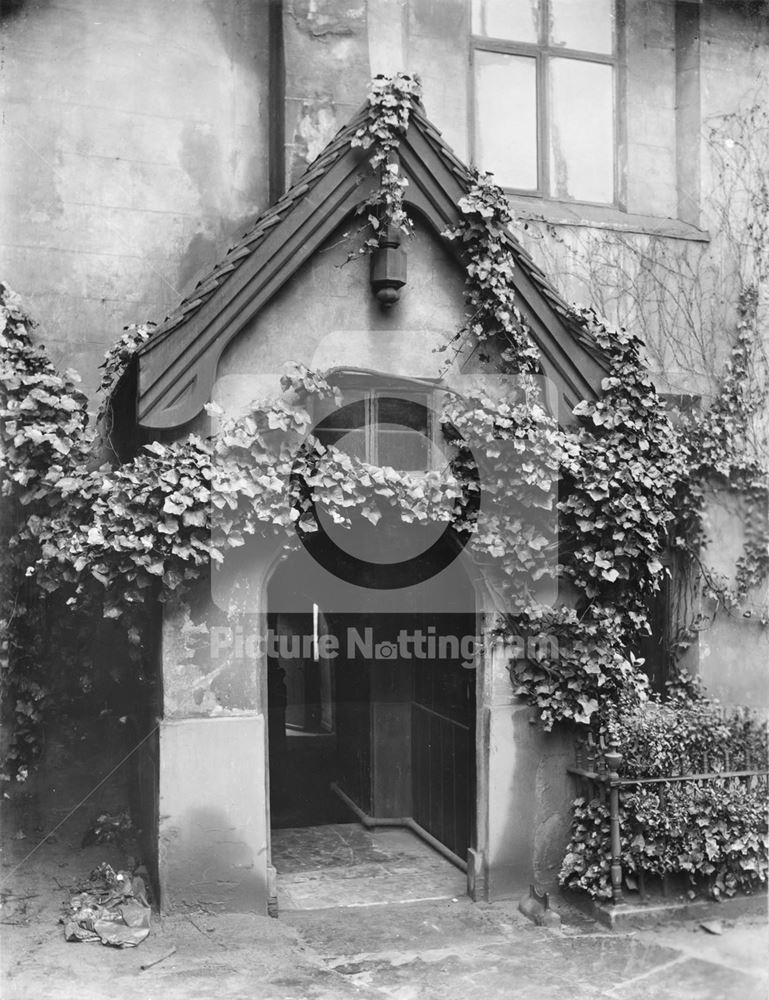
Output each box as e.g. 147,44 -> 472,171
216,217 -> 468,390
288,0 -> 364,38
479,641 -> 574,899
698,489 -> 769,709
283,0 -> 369,185
0,0 -> 269,397
158,715 -> 268,912
162,583 -> 261,720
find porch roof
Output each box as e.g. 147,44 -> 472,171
133,99 -> 610,430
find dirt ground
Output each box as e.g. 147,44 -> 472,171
1,717 -> 767,1000
2,824 -> 767,1000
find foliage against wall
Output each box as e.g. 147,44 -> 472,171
520,101 -> 769,639
1,75 -> 767,778
560,695 -> 768,900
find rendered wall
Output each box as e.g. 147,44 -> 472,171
216,216 -> 467,387
698,490 -> 769,709
158,555 -> 273,913
0,0 -> 270,396
158,215 -> 581,909
624,0 -> 678,219
158,715 -> 269,912
477,642 -> 575,900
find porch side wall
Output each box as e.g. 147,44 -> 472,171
157,218 -> 582,909
157,551 -> 274,913
477,638 -> 575,900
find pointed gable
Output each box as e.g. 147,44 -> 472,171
134,101 -> 609,430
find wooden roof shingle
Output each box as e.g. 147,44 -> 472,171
134,99 -> 609,429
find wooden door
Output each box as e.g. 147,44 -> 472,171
411,614 -> 476,860
332,612 -> 372,814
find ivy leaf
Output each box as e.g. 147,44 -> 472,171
574,697 -> 599,724
163,497 -> 186,516
362,507 -> 382,526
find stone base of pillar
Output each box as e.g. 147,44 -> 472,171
157,715 -> 268,914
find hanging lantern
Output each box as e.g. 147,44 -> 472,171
370,224 -> 407,307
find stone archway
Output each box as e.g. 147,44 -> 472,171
264,543 -> 479,897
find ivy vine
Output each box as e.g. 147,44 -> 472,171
350,72 -> 422,250
1,74 -> 767,783
560,694 -> 768,900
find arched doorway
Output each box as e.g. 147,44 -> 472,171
266,546 -> 478,898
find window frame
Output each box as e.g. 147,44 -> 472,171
363,389 -> 434,470
470,0 -> 625,209
313,380 -> 437,474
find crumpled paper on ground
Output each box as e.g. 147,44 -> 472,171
63,862 -> 150,948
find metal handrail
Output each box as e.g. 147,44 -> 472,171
568,747 -> 769,904
569,766 -> 769,786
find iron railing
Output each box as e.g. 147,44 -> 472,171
568,729 -> 769,904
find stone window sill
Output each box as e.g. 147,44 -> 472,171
506,195 -> 710,243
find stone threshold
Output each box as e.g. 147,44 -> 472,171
565,888 -> 769,930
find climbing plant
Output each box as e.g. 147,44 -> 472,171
0,284 -> 92,775
350,72 -> 422,250
559,693 -> 769,900
520,98 -> 769,638
1,74 -> 767,781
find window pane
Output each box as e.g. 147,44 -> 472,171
472,0 -> 539,43
316,398 -> 366,431
315,427 -> 366,461
549,0 -> 613,54
314,398 -> 367,460
375,396 -> 429,471
474,51 -> 538,191
377,429 -> 429,471
377,396 -> 428,434
549,58 -> 613,203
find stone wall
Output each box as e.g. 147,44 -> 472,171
698,489 -> 769,709
5,0 -> 767,401
506,2 -> 769,709
4,0 -> 769,910
0,0 -> 270,397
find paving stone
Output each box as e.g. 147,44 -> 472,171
4,811 -> 767,1000
606,955 -> 767,1000
285,898 -> 512,956
275,824 -> 468,910
551,933 -> 681,981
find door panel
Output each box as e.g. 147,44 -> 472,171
333,614 -> 372,814
411,614 -> 475,860
412,704 -> 472,858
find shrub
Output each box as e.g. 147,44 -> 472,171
560,696 -> 769,900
